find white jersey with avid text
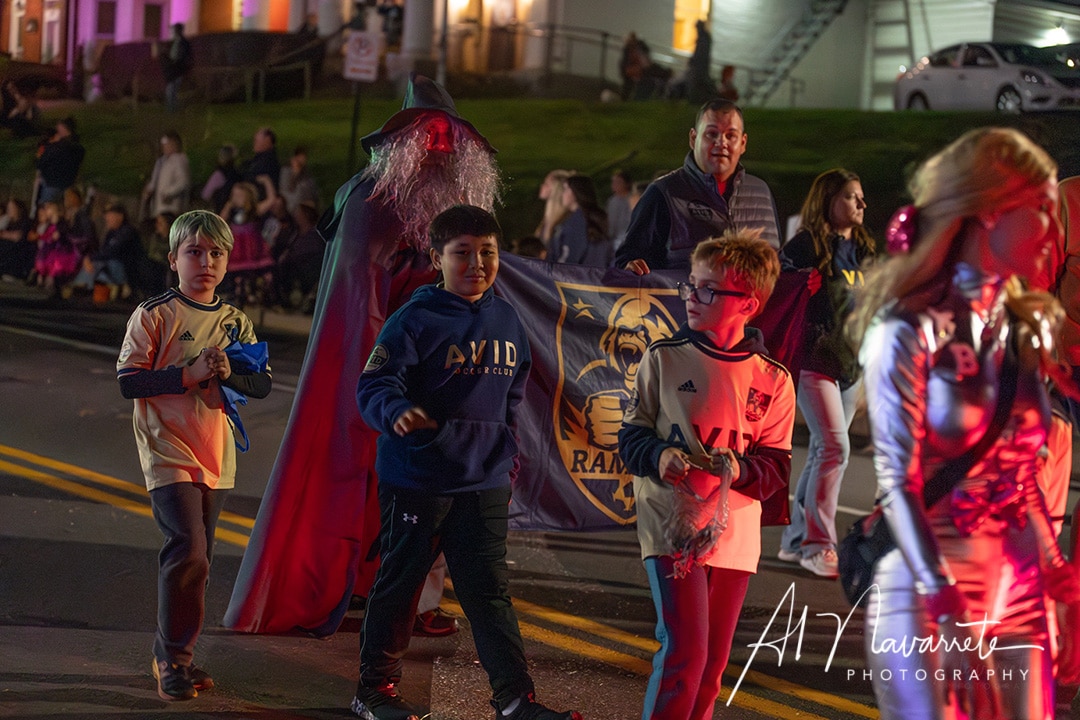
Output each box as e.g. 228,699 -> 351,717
117,289 -> 264,491
624,329 -> 795,573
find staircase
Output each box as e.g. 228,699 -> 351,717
861,0 -> 916,110
743,0 -> 849,106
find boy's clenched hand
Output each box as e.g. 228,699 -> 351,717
394,406 -> 438,436
184,347 -> 218,386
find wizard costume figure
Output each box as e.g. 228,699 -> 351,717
224,74 -> 501,635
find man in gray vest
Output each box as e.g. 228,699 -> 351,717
616,99 -> 781,274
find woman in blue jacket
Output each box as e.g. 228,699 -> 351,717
778,168 -> 875,578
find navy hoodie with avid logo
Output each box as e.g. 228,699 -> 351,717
357,284 -> 532,493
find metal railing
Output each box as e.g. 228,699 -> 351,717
441,21 -> 807,106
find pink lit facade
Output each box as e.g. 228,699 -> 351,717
1,0 -> 339,72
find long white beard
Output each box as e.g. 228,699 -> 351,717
362,122 -> 502,249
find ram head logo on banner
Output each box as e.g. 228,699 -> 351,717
553,282 -> 681,524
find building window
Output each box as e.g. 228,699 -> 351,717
143,3 -> 164,40
673,0 -> 709,53
97,1 -> 117,36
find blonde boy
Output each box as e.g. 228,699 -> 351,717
117,210 -> 271,701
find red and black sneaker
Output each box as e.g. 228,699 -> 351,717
412,608 -> 459,637
350,681 -> 425,720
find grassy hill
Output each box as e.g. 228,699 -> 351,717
4,96 -> 1080,244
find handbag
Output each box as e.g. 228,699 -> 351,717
837,321 -> 1020,607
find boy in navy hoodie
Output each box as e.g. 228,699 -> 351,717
353,205 -> 582,720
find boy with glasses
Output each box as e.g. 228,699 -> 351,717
618,228 -> 795,720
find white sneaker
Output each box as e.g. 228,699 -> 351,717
800,549 -> 839,579
777,548 -> 801,563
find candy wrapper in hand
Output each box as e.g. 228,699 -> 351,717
666,455 -> 732,579
220,339 -> 269,452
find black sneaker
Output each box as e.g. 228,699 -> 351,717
350,681 -> 425,720
152,658 -> 197,701
493,693 -> 582,720
189,665 -> 214,691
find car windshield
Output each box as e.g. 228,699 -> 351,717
994,44 -> 1070,68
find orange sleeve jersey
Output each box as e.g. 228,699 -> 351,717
117,289 -> 266,491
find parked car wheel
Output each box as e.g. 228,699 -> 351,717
995,86 -> 1023,113
906,93 -> 929,110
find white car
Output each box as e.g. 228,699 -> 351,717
894,42 -> 1080,112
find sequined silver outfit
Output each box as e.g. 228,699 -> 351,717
860,263 -> 1066,720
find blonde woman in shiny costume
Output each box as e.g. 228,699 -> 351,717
852,127 -> 1080,720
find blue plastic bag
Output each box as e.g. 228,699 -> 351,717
220,339 -> 269,452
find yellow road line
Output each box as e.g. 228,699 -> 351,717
0,443 -> 254,529
0,458 -> 251,547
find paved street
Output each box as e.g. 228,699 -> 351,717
1,282 -> 1077,719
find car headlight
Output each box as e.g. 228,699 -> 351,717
1022,70 -> 1050,86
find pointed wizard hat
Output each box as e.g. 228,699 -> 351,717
360,72 -> 496,154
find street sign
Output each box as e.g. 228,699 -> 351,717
343,31 -> 382,82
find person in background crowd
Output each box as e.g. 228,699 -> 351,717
262,194 -> 298,258
536,169 -> 572,247
200,144 -> 242,214
278,146 -> 320,214
777,169 -> 875,579
143,211 -> 178,296
3,80 -> 40,138
272,202 -> 323,313
619,32 -> 650,100
35,117 -> 85,208
606,169 -> 633,247
717,65 -> 739,102
617,99 -> 781,274
31,200 -> 77,294
158,23 -> 193,113
852,127 -> 1080,720
377,0 -> 404,49
63,187 -> 97,260
242,127 -> 280,198
619,32 -> 670,100
670,19 -> 713,103
220,181 -> 274,304
0,198 -> 34,281
550,174 -> 612,267
510,235 -> 546,259
70,203 -> 144,300
142,131 -> 191,218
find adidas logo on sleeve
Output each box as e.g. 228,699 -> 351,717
677,380 -> 697,393
179,331 -> 195,342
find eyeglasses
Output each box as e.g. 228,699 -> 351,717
676,282 -> 747,305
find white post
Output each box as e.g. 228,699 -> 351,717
288,0 -> 307,32
401,0 -> 435,66
437,0 -> 448,85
